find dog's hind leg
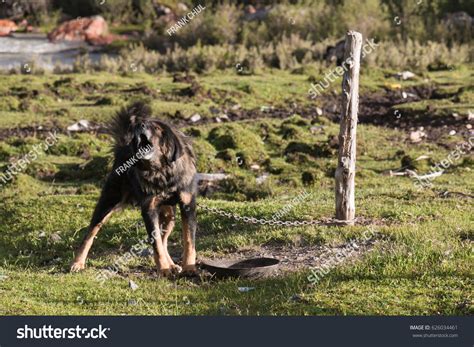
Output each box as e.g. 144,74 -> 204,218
159,205 -> 182,274
141,197 -> 172,277
179,192 -> 197,275
71,179 -> 123,272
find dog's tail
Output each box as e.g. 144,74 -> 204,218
109,101 -> 152,147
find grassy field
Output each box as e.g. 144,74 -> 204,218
0,65 -> 472,315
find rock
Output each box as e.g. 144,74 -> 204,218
0,19 -> 18,37
231,104 -> 241,111
310,126 -> 324,134
219,114 -> 230,122
466,124 -> 472,129
449,130 -> 456,136
156,4 -> 172,15
50,233 -> 62,243
409,130 -> 426,143
256,173 -> 269,184
67,120 -> 90,132
394,71 -> 416,80
402,91 -> 417,99
468,111 -> 474,121
48,16 -> 118,46
177,3 -> 189,11
315,107 -> 323,116
129,280 -> 139,291
250,164 -> 260,171
190,113 -> 201,123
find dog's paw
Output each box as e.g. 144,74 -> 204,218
158,268 -> 173,278
181,264 -> 198,276
70,261 -> 85,272
170,264 -> 182,274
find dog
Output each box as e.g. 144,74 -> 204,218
70,101 -> 198,277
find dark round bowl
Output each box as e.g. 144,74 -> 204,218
200,257 -> 280,279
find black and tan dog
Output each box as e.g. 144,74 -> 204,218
70,101 -> 198,276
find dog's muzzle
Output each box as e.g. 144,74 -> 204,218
133,126 -> 154,160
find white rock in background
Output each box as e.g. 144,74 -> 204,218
394,71 -> 416,80
129,280 -> 139,291
310,126 -> 324,134
177,3 -> 188,11
315,107 -> 323,116
250,164 -> 260,171
449,130 -> 456,136
67,119 -> 90,132
256,173 -> 269,184
50,232 -> 62,243
190,113 -> 201,122
219,114 -> 230,121
409,130 -> 426,143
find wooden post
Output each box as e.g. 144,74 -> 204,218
335,31 -> 362,224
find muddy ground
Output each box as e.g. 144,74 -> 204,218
2,85 -> 471,144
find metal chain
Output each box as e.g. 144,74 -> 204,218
197,203 -> 353,227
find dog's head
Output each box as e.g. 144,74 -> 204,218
111,102 -> 185,166
129,117 -> 183,165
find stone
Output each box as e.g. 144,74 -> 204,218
190,114 -> 201,122
0,19 -> 18,37
48,16 -> 118,46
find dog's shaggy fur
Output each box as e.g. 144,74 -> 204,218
71,101 -> 198,276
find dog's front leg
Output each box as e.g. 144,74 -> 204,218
179,193 -> 197,275
141,197 -> 172,277
71,177 -> 123,272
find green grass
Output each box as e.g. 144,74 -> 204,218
0,65 -> 473,315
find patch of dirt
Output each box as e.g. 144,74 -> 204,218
172,73 -> 197,83
319,86 -> 473,141
199,236 -> 380,277
1,85 -> 471,143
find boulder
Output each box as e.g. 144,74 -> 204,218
48,15 -> 116,45
0,19 -> 18,37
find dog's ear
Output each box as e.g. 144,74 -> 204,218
160,123 -> 184,163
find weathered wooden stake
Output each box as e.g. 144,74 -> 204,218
335,31 -> 362,224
